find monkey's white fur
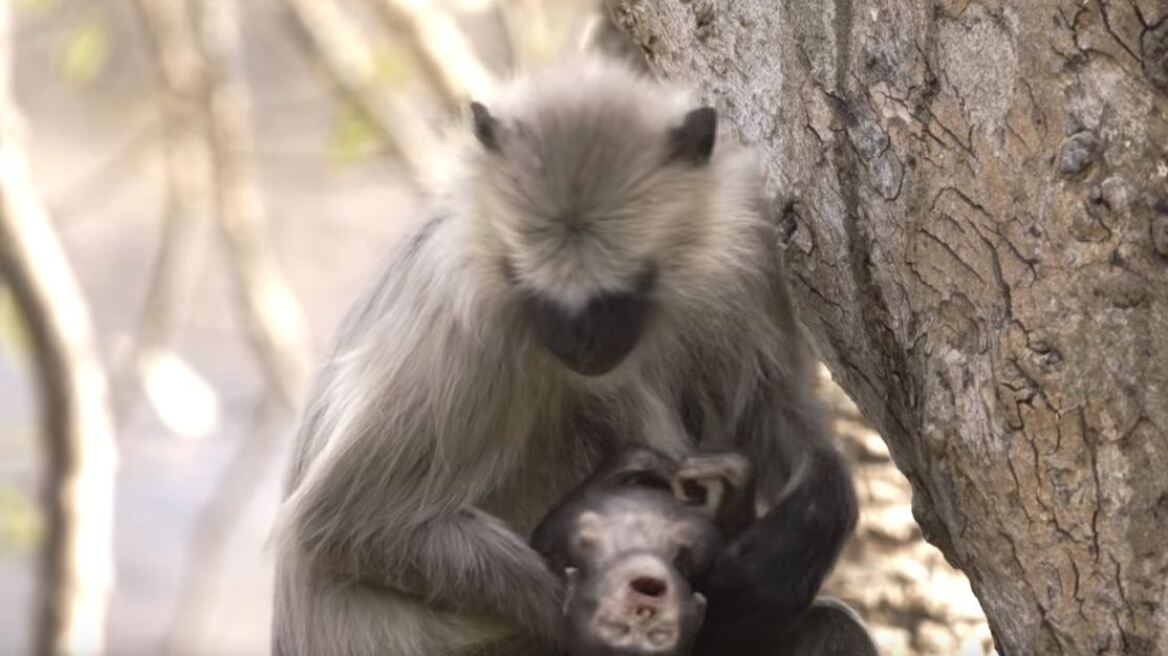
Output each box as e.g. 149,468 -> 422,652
271,55 -> 829,656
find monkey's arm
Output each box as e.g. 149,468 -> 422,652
695,363 -> 858,647
279,436 -> 564,643
704,446 -> 856,613
276,215 -> 564,644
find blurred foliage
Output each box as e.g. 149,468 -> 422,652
58,16 -> 111,86
436,0 -> 493,10
0,484 -> 41,560
327,40 -> 418,166
0,286 -> 29,359
371,39 -> 418,90
15,0 -> 56,13
328,100 -> 382,166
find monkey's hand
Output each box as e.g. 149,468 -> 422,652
694,449 -> 856,650
672,452 -> 756,536
396,508 -> 567,645
298,502 -> 564,647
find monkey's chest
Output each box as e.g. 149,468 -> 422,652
478,392 -> 696,536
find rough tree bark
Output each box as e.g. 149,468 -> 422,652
607,1 -> 1168,654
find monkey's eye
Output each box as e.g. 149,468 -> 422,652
501,258 -> 520,285
673,545 -> 700,577
633,265 -> 658,296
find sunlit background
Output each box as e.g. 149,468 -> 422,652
0,1 -> 992,654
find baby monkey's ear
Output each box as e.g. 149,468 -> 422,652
470,101 -> 502,153
693,592 -> 707,622
562,567 -> 580,615
668,106 -> 717,166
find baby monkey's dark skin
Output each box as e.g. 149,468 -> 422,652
531,446 -> 879,656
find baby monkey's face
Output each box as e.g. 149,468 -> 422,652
541,447 -> 758,656
565,552 -> 707,656
557,472 -> 736,655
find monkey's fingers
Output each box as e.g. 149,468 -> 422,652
675,453 -> 753,489
671,475 -> 725,518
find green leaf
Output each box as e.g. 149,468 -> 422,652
0,285 -> 29,360
58,18 -> 111,86
0,484 -> 42,559
15,0 -> 56,13
328,100 -> 380,166
370,40 -> 417,90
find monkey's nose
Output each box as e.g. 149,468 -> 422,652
630,576 -> 668,598
528,289 -> 648,376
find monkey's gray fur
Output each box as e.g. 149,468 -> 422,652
271,54 -> 847,656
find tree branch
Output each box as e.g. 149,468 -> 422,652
163,395 -> 284,656
152,0 -> 312,649
194,0 -> 312,411
363,0 -> 494,112
283,0 -> 437,174
121,0 -> 215,430
498,0 -> 553,66
0,2 -> 118,653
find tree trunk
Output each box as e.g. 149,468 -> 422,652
606,1 -> 1168,654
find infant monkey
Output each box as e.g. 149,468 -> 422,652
530,446 -> 757,656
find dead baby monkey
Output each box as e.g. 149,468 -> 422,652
531,446 -> 758,656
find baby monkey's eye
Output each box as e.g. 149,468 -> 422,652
501,258 -> 520,285
680,480 -> 708,506
615,471 -> 672,491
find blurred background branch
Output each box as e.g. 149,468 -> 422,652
195,0 -> 311,412
497,0 -> 551,66
121,0 -> 216,437
364,0 -> 493,112
137,0 -> 311,650
283,0 -> 436,174
0,1 -> 118,654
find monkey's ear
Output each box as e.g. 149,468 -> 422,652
668,106 -> 717,165
470,101 -> 501,152
574,511 -> 609,559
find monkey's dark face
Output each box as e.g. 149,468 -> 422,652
523,268 -> 655,376
470,99 -> 717,377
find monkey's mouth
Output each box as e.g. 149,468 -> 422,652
630,576 -> 668,598
529,291 -> 648,377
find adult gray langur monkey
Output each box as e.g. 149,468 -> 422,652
271,55 -> 863,656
